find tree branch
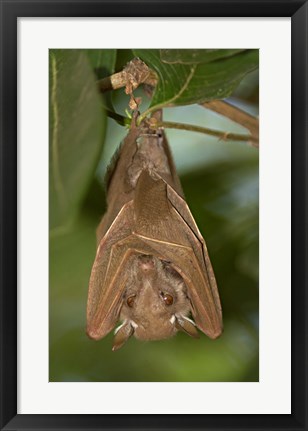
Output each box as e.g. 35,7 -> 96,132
156,121 -> 258,145
201,100 -> 259,148
98,58 -> 157,93
105,109 -> 130,127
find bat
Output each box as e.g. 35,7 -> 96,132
87,111 -> 223,351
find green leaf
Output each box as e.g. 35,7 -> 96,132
49,49 -> 106,231
115,49 -> 135,71
133,49 -> 259,115
85,49 -> 117,79
160,49 -> 245,64
85,49 -> 117,113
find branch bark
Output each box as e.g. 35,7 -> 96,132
98,58 -> 157,93
155,121 -> 257,145
201,100 -> 259,148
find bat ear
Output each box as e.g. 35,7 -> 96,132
175,316 -> 200,339
112,321 -> 134,351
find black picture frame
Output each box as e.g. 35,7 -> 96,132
0,1 -> 307,430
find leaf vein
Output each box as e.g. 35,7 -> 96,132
51,53 -> 66,204
139,64 -> 197,122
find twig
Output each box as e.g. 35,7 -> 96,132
155,121 -> 258,145
105,109 -> 131,127
201,100 -> 259,148
98,58 -> 157,93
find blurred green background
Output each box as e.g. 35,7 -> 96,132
49,50 -> 258,382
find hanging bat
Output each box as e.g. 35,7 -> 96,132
87,111 -> 223,350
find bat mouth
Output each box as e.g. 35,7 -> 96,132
133,319 -> 177,341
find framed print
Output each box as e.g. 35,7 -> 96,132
0,1 -> 307,431
49,48 -> 258,377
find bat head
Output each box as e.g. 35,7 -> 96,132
112,255 -> 199,351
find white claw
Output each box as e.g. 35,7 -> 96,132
114,320 -> 127,334
176,314 -> 196,326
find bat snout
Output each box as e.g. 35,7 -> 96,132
133,318 -> 177,341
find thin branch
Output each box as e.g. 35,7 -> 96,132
105,109 -> 131,127
98,58 -> 157,93
201,100 -> 259,148
156,121 -> 258,145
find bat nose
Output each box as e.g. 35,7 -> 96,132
137,283 -> 161,311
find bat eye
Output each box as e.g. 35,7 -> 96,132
127,295 -> 135,307
162,293 -> 173,306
